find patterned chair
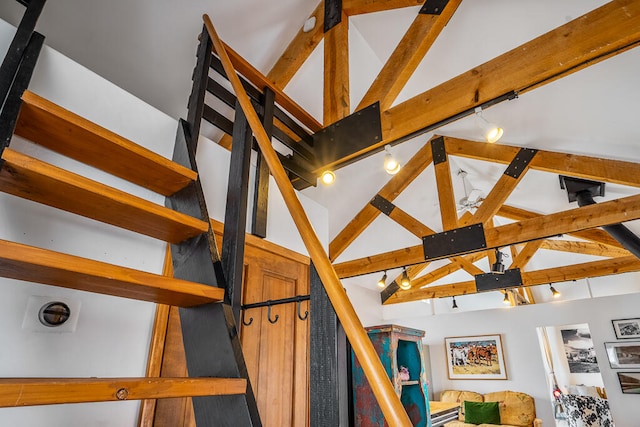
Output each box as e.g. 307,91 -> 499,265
558,394 -> 614,427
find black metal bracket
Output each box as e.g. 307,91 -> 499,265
380,281 -> 400,304
324,0 -> 342,32
313,102 -> 382,167
420,0 -> 449,15
559,175 -> 605,203
475,269 -> 523,292
370,194 -> 395,216
504,148 -> 538,179
422,223 -> 487,260
431,135 -> 447,165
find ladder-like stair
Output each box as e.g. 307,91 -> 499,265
0,239 -> 223,306
0,89 -> 242,410
14,90 -> 196,196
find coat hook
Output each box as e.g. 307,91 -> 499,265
241,309 -> 253,326
297,300 -> 309,321
267,303 -> 279,324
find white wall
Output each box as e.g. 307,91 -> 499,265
375,292 -> 640,427
0,17 -> 327,426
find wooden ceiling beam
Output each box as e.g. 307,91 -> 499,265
324,12 -> 350,124
445,137 -> 640,188
328,1 -> 640,164
460,155 -> 533,227
388,205 -> 434,238
329,139 -> 433,261
333,192 -> 640,277
215,42 -> 322,132
539,240 -> 630,258
497,205 -> 624,248
356,0 -> 462,111
385,255 -> 640,303
343,0 -> 424,15
508,240 -> 543,269
267,1 -> 325,88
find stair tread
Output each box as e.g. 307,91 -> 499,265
14,90 -> 197,196
0,148 -> 208,243
0,239 -> 223,306
0,377 -> 246,407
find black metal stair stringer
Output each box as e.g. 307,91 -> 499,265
165,26 -> 261,427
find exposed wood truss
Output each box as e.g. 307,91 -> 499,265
327,135 -> 640,303
206,1 -> 640,306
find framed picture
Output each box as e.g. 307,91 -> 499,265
604,341 -> 640,369
560,327 -> 600,373
612,318 -> 640,339
617,372 -> 640,394
445,334 -> 507,380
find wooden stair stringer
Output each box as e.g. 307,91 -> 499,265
0,148 -> 209,243
14,90 -> 197,197
0,239 -> 223,306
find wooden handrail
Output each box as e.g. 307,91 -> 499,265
203,14 -> 412,427
0,377 -> 246,407
212,40 -> 322,133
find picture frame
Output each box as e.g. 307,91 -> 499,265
445,334 -> 507,380
612,318 -> 640,339
617,372 -> 640,394
604,341 -> 640,369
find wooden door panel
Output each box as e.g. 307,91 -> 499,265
242,244 -> 309,427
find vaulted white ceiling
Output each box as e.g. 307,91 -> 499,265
2,0 -> 639,314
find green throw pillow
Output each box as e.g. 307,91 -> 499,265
463,401 -> 501,425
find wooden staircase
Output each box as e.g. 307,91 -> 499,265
0,86 -> 251,409
0,1 -> 262,420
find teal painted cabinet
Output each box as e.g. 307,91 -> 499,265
352,324 -> 431,426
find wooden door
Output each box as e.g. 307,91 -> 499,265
139,227 -> 310,427
241,243 -> 309,427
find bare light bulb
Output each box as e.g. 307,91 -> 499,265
320,170 -> 335,185
383,145 -> 401,175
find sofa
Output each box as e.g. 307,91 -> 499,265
440,390 -> 542,427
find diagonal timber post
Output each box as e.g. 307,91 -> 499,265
203,14 -> 412,427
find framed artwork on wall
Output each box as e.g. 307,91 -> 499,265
444,334 -> 507,380
612,318 -> 640,339
617,372 -> 640,394
604,341 -> 640,369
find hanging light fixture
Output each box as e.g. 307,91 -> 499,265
320,170 -> 335,185
550,284 -> 561,298
399,267 -> 411,290
377,271 -> 387,288
491,249 -> 506,274
452,296 -> 458,309
475,107 -> 503,143
503,291 -> 511,305
383,144 -> 401,175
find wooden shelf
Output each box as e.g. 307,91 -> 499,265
0,148 -> 208,243
14,91 -> 197,197
0,239 -> 223,306
0,377 -> 246,407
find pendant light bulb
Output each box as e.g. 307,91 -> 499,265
320,170 -> 335,185
550,284 -> 561,298
383,145 -> 401,175
399,267 -> 411,290
503,291 -> 511,305
377,271 -> 387,288
475,107 -> 503,143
